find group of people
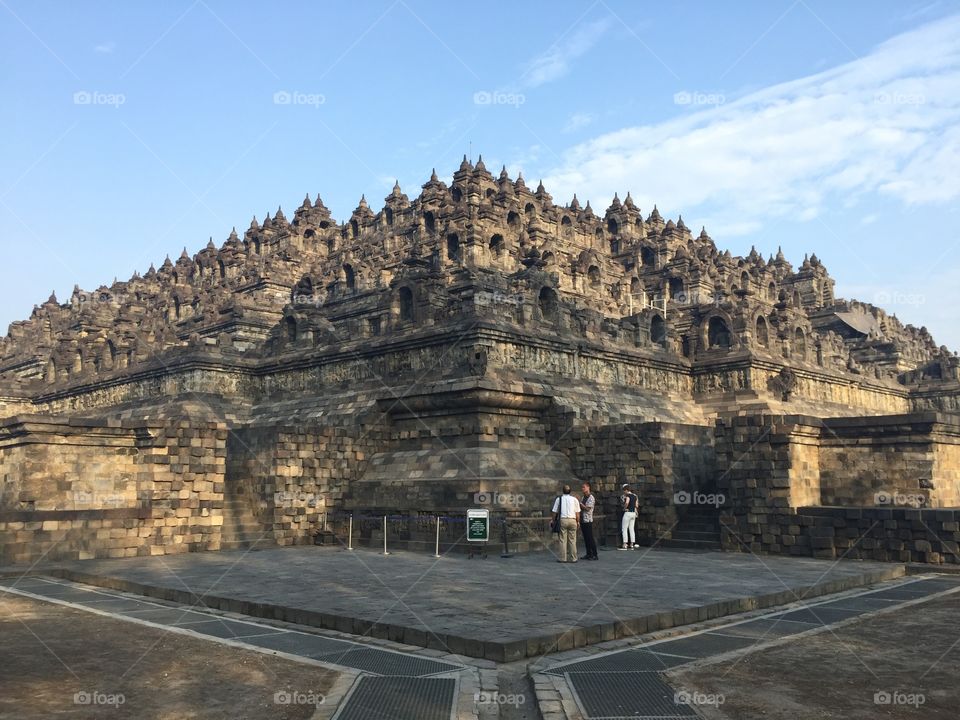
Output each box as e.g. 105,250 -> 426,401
550,482 -> 640,563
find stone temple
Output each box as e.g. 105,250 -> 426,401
2,157 -> 959,566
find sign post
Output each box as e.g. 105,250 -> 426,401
467,508 -> 490,551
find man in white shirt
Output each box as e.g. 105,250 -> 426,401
551,484 -> 581,563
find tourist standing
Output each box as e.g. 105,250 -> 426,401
619,483 -> 639,549
580,482 -> 598,560
551,485 -> 581,563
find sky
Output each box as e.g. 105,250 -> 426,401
1,0 -> 959,348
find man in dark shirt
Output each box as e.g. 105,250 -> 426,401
580,482 -> 598,560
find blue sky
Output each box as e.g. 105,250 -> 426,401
2,0 -> 959,348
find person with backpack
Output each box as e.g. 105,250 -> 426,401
619,483 -> 639,549
551,484 -> 581,563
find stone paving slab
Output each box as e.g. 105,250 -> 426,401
38,545 -> 905,661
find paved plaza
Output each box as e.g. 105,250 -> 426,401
2,546 -> 959,719
42,545 -> 902,661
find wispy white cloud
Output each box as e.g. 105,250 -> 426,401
563,112 -> 596,133
543,15 -> 960,234
94,41 -> 116,54
521,18 -> 612,88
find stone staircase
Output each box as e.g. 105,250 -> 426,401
661,505 -> 722,551
219,491 -> 275,551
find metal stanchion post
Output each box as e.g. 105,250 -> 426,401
500,515 -> 512,558
383,515 -> 390,556
434,515 -> 441,558
347,515 -> 354,551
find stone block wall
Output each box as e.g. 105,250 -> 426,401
716,412 -> 960,563
225,424 -> 379,545
556,421 -> 715,544
0,416 -> 226,564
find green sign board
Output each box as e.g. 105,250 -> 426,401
467,509 -> 489,542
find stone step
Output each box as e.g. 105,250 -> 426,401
219,539 -> 276,551
660,538 -> 722,550
673,530 -> 720,542
674,522 -> 719,533
220,531 -> 273,542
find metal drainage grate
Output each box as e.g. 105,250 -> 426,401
241,631 -> 366,658
567,671 -> 697,719
646,632 -> 757,660
711,617 -> 821,639
313,647 -> 460,677
546,649 -> 693,676
774,607 -> 864,626
335,676 -> 456,720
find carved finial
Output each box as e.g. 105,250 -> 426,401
180,247 -> 190,260
392,179 -> 401,195
677,215 -> 687,230
250,216 -> 259,230
358,194 -> 368,209
624,191 -> 635,209
431,168 -> 438,181
475,155 -> 487,172
302,193 -> 311,208
206,237 -> 215,250
47,290 -> 58,304
228,227 -> 239,241
570,194 -> 581,211
499,164 -> 509,180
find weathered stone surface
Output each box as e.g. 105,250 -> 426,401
0,162 -> 958,564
